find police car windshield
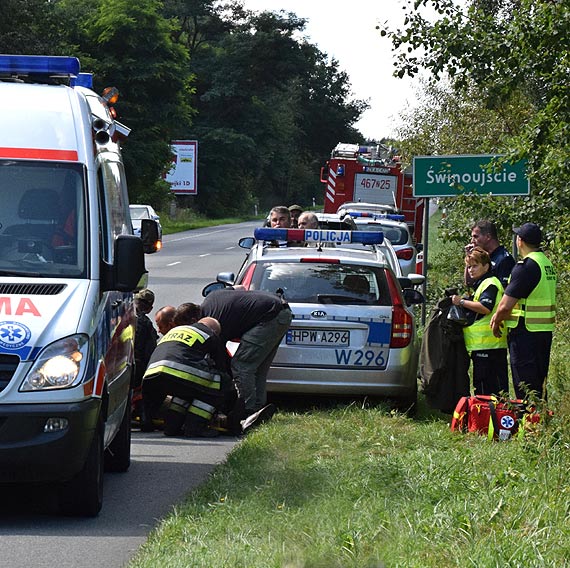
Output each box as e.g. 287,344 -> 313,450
0,161 -> 86,277
249,262 -> 391,306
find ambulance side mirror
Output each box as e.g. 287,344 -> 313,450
104,235 -> 147,292
141,219 -> 161,254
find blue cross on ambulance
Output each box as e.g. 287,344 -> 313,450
0,55 -> 158,516
204,227 -> 425,410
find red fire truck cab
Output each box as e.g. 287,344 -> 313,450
320,143 -> 424,245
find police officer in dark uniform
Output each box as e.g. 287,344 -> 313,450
466,220 -> 516,288
490,223 -> 556,399
133,289 -> 158,387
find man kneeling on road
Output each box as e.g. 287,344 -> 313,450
141,303 -> 273,436
141,310 -> 229,437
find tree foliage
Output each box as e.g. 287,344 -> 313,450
165,3 -> 366,215
383,0 -> 570,256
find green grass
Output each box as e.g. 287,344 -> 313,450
129,403 -> 570,567
129,211 -> 570,567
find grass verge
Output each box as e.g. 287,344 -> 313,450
129,402 -> 570,567
160,208 -> 262,235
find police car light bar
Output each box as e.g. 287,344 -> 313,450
0,55 -> 80,77
71,72 -> 93,88
254,228 -> 384,245
347,212 -> 406,222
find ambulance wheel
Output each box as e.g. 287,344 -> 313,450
59,418 -> 104,517
105,391 -> 132,473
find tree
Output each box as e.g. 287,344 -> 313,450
383,0 -> 570,249
165,2 -> 367,214
0,0 -> 59,54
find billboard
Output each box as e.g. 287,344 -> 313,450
165,140 -> 198,195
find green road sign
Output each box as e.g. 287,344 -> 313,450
413,154 -> 529,197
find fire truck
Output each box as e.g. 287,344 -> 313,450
320,143 -> 424,244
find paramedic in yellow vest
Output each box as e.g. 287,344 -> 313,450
490,223 -> 556,400
452,247 -> 508,395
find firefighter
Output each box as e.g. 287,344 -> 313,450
490,223 -> 556,400
141,315 -> 229,437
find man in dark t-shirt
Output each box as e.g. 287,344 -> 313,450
201,288 -> 293,422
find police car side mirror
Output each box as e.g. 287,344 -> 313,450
239,237 -> 255,249
402,288 -> 425,306
406,273 -> 425,286
202,281 -> 228,297
216,272 -> 235,285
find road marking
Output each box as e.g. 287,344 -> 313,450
199,253 -> 211,258
167,261 -> 181,266
167,225 -> 253,243
225,246 -> 235,250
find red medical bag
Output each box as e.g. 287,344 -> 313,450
450,395 -> 541,441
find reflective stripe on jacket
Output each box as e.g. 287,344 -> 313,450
464,276 -> 507,353
143,325 -> 221,390
505,251 -> 556,331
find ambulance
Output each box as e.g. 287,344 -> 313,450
0,55 -> 152,516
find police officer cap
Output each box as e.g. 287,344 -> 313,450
135,288 -> 155,305
513,222 -> 542,245
288,204 -> 303,212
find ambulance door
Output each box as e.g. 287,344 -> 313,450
96,155 -> 135,428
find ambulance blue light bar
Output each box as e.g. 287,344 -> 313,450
0,55 -> 80,76
254,228 -> 384,245
347,212 -> 406,222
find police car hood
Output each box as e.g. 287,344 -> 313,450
0,280 -> 91,361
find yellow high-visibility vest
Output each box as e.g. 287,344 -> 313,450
505,252 -> 556,331
464,276 -> 507,353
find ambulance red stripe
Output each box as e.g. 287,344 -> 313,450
0,147 -> 79,161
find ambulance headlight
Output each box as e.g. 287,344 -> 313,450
20,335 -> 89,391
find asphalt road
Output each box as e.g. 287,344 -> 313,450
0,220 -> 259,568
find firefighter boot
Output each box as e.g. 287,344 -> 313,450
164,397 -> 190,436
184,404 -> 220,438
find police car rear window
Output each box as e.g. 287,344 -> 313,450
357,224 -> 408,245
250,262 -> 391,306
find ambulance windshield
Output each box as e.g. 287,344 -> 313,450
0,161 -> 86,277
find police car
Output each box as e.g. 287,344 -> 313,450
209,228 -> 424,407
341,211 -> 420,276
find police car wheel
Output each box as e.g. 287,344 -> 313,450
59,417 -> 104,517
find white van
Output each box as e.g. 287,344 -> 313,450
0,55 -> 152,516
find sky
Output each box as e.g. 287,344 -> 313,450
241,0 -> 420,140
